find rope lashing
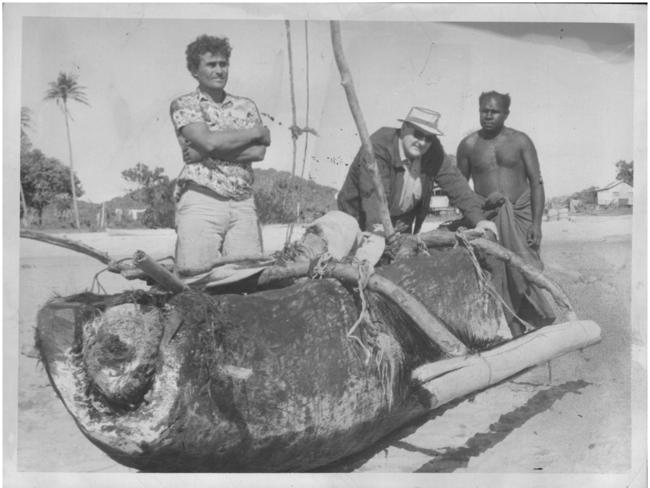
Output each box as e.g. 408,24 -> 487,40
415,234 -> 431,256
346,259 -> 375,364
455,230 -> 534,332
283,19 -> 300,248
456,230 -> 486,291
285,19 -> 298,179
309,252 -> 376,364
300,20 -> 311,180
283,20 -> 318,248
90,268 -> 108,295
309,252 -> 335,279
289,124 -> 318,140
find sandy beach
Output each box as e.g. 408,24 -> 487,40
12,214 -> 642,479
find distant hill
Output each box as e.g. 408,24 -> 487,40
104,188 -> 149,210
253,168 -> 338,224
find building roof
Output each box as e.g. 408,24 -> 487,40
595,180 -> 632,192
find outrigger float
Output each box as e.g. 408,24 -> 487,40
24,22 -> 601,472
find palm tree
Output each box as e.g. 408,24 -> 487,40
20,106 -> 33,151
44,72 -> 89,229
20,107 -> 33,223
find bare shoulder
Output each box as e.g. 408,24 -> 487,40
458,131 -> 480,150
503,127 -> 536,148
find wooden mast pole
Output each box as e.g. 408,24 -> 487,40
330,21 -> 394,238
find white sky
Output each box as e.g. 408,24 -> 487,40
13,5 -> 638,203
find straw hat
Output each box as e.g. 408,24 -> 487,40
398,106 -> 444,136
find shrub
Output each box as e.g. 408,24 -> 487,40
253,169 -> 337,224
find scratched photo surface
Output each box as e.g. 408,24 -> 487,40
5,3 -> 645,488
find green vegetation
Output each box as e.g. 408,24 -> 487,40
21,149 -> 84,226
20,106 -> 88,228
615,160 -> 633,186
121,163 -> 174,228
110,164 -> 337,229
108,164 -> 337,229
20,153 -> 338,230
253,168 -> 337,224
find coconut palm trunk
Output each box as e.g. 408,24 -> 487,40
20,184 -> 29,225
63,104 -> 80,229
20,106 -> 33,225
44,72 -> 89,230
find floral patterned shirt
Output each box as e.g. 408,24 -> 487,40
170,88 -> 262,200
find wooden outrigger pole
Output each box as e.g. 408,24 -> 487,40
19,231 -> 577,322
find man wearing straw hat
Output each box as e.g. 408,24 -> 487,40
338,106 -> 494,242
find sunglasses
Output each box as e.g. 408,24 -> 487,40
412,128 -> 435,143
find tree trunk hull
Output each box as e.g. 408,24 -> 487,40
35,251 -> 536,472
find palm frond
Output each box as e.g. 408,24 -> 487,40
44,71 -> 90,107
21,106 -> 33,131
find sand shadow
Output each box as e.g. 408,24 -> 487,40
315,394 -> 472,472
414,379 -> 590,472
318,379 -> 589,472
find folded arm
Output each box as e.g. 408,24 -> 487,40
182,139 -> 267,165
181,123 -> 269,163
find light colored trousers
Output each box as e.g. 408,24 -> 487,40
175,189 -> 263,275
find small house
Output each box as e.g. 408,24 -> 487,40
128,208 -> 148,220
595,181 -> 633,207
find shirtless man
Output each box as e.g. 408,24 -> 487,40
457,91 -> 544,247
457,91 -> 554,332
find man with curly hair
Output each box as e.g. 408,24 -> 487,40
170,34 -> 271,276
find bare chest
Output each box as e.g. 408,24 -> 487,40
470,137 -> 522,171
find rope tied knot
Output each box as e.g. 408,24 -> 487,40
346,259 -> 376,363
309,252 -> 335,279
455,229 -> 535,333
289,124 -> 319,140
415,234 -> 431,256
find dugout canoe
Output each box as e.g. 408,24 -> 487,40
35,246 -> 600,472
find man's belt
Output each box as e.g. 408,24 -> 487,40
182,181 -> 230,201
